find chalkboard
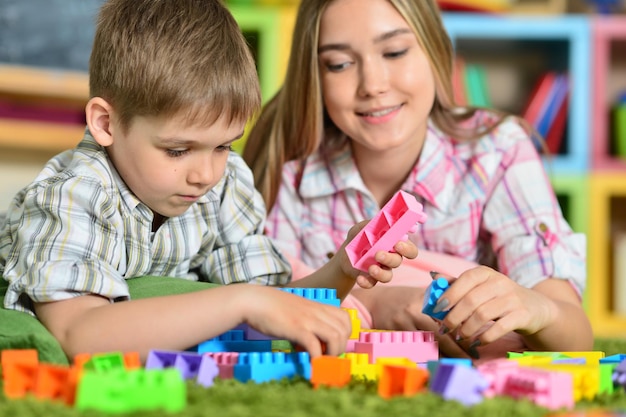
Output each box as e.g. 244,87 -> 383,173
0,0 -> 105,72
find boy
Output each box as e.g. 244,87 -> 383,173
0,0 -> 416,362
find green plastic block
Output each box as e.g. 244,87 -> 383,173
615,105 -> 626,158
75,368 -> 186,414
83,352 -> 125,372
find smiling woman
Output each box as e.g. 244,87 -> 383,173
243,0 -> 591,361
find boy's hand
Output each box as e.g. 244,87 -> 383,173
241,286 -> 352,357
340,221 -> 419,289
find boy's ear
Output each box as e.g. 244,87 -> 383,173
85,97 -> 115,147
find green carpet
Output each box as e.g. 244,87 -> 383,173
1,338 -> 626,417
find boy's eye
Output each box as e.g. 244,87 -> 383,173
216,145 -> 233,152
166,149 -> 189,158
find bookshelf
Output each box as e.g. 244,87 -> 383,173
0,64 -> 88,154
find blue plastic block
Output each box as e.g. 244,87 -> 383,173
279,288 -> 340,307
422,277 -> 450,320
234,351 -> 311,383
195,330 -> 272,353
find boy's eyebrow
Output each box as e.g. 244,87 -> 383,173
158,131 -> 245,146
318,28 -> 413,53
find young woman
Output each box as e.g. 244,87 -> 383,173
243,0 -> 592,360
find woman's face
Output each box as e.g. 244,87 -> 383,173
318,0 -> 436,154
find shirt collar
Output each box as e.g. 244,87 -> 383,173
298,121 -> 453,211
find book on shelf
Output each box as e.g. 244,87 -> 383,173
522,72 -> 569,154
452,57 -> 468,107
613,231 -> 626,315
464,63 -> 491,108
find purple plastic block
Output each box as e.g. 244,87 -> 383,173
196,356 -> 219,387
345,190 -> 427,272
430,363 -> 489,406
174,352 -> 204,380
145,350 -> 179,370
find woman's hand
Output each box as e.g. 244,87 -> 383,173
432,266 -> 556,348
338,221 -> 419,289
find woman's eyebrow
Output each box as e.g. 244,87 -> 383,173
318,28 -> 412,53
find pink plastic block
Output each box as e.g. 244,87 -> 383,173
501,367 -> 574,410
476,358 -> 521,398
203,352 -> 239,380
354,331 -> 438,364
345,190 -> 427,272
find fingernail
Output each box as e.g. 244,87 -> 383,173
432,298 -> 449,314
429,271 -> 439,279
438,326 -> 449,335
469,340 -> 481,359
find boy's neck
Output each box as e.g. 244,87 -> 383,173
152,213 -> 167,233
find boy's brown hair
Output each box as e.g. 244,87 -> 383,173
89,0 -> 260,132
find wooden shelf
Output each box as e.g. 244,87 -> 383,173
0,64 -> 89,104
0,119 -> 84,153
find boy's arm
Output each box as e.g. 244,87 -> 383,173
34,283 -> 352,361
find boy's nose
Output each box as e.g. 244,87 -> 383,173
188,160 -> 216,186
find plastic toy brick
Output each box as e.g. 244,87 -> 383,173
146,350 -> 179,370
345,190 -> 427,272
234,351 -> 311,384
345,353 -> 377,381
476,358 -> 521,398
203,352 -> 239,380
529,363 -> 600,402
174,352 -> 204,380
378,364 -> 428,399
196,355 -> 219,387
500,367 -> 574,410
196,330 -> 273,353
310,356 -> 352,389
33,364 -> 71,402
83,352 -> 125,372
612,359 -> 626,389
124,352 -> 141,369
427,358 -> 472,378
600,354 -> 626,364
430,363 -> 489,406
342,308 -> 361,339
354,331 -> 439,364
599,363 -> 616,395
1,349 -> 39,399
279,287 -> 340,307
75,368 -> 186,414
422,277 -> 451,320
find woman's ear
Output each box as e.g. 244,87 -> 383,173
85,97 -> 115,147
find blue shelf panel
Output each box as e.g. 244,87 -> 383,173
442,13 -> 591,175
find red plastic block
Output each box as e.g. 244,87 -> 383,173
345,190 -> 427,272
204,352 -> 239,380
354,331 -> 438,364
311,356 -> 352,389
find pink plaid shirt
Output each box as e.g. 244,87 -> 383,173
265,113 -> 586,294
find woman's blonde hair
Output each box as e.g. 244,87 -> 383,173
244,0 -> 519,210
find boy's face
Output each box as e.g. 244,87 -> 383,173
106,113 -> 245,218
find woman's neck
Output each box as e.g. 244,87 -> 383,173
352,140 -> 423,208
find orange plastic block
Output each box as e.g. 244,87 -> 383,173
124,352 -> 142,369
33,364 -> 71,402
311,356 -> 351,389
1,349 -> 39,399
62,367 -> 82,406
378,364 -> 428,399
73,353 -> 92,370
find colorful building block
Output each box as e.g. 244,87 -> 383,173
311,356 -> 352,389
195,330 -> 273,353
354,331 -> 438,364
430,363 -> 489,406
378,364 -> 428,399
422,277 -> 451,320
75,368 -> 186,414
204,352 -> 239,380
233,351 -> 311,383
279,287 -> 340,307
500,367 -> 574,410
345,190 -> 427,272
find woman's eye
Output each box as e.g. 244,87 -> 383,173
385,49 -> 408,59
326,62 -> 350,72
